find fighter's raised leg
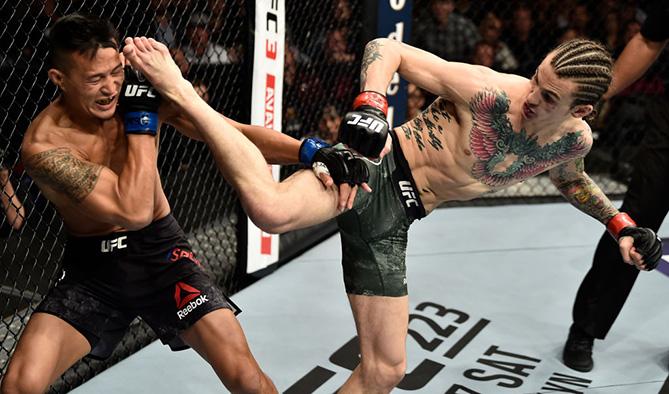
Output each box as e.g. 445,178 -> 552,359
122,37 -> 341,233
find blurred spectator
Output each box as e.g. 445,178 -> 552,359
621,19 -> 642,50
314,105 -> 341,144
325,27 -> 355,64
193,79 -> 210,103
206,0 -> 246,56
407,83 -> 427,120
170,47 -> 191,76
600,11 -> 621,52
150,1 -> 178,47
323,27 -> 357,108
0,164 -> 25,234
470,41 -> 496,68
182,13 -> 238,65
557,27 -> 580,44
413,0 -> 480,62
507,4 -> 542,78
478,12 -> 518,72
334,0 -> 353,27
569,3 -> 592,38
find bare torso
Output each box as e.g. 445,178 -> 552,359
396,75 -> 592,212
22,98 -> 170,235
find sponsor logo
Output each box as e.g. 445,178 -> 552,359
174,282 -> 209,320
124,84 -> 156,98
101,235 -> 127,253
169,248 -> 201,266
398,180 -> 419,208
346,114 -> 385,133
265,74 -> 275,128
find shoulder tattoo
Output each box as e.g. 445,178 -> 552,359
25,147 -> 102,203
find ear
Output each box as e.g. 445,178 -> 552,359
570,104 -> 593,119
47,68 -> 65,90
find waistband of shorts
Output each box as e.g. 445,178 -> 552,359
389,129 -> 426,220
64,213 -> 182,253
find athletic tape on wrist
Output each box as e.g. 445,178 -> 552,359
606,212 -> 637,239
353,91 -> 388,116
124,111 -> 158,135
299,137 -> 330,164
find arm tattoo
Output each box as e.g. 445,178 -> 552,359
25,147 -> 102,203
554,174 -> 618,224
360,40 -> 383,90
551,158 -> 617,223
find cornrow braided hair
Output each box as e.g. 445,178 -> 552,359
550,39 -> 613,107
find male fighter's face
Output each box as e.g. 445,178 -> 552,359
51,47 -> 124,121
522,53 -> 581,122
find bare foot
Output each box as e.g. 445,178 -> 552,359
122,37 -> 191,101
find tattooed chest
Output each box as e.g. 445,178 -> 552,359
468,89 -> 587,188
399,98 -> 456,152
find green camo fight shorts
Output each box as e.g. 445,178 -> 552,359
336,138 -> 424,297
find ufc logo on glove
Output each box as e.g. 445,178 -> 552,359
346,114 -> 386,133
123,84 -> 157,98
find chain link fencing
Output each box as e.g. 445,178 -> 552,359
0,0 -> 664,391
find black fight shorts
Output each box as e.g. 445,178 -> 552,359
35,214 -> 238,360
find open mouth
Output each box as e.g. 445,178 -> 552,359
522,102 -> 535,119
95,95 -> 116,107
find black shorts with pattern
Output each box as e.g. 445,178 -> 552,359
35,214 -> 238,360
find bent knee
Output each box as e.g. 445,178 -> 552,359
242,198 -> 293,234
1,364 -> 51,394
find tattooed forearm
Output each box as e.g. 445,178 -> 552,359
25,147 -> 102,203
554,174 -> 618,224
360,40 -> 383,90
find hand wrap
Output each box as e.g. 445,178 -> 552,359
120,67 -> 161,135
312,147 -> 369,186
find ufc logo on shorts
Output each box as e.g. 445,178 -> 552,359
124,84 -> 156,98
398,181 -> 419,208
347,114 -> 385,133
101,236 -> 128,253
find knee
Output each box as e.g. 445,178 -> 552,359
242,197 -> 293,234
361,357 -> 407,389
223,356 -> 266,393
1,362 -> 50,394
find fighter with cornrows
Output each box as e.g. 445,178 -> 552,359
120,36 -> 662,393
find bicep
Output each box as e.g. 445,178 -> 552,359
396,41 -> 491,98
548,157 -> 586,184
24,147 -> 127,220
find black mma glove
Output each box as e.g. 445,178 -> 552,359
607,212 -> 663,271
312,147 -> 369,186
338,91 -> 389,158
119,66 -> 161,135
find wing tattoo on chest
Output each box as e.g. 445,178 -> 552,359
469,89 -> 588,187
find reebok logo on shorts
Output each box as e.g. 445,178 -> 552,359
174,282 -> 209,320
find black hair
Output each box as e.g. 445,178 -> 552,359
550,38 -> 613,106
47,13 -> 119,69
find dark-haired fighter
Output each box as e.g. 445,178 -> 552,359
0,13 -> 369,394
121,36 -> 662,393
